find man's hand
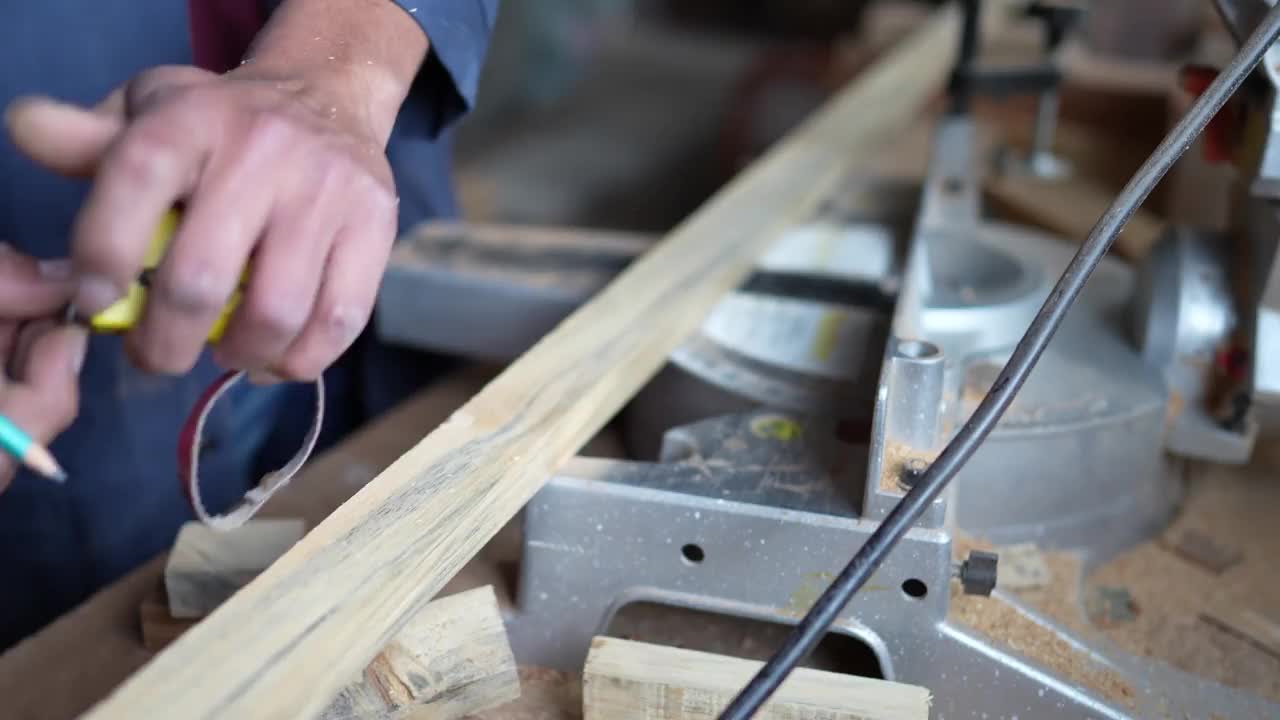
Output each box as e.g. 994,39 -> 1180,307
5,0 -> 429,382
0,246 -> 87,491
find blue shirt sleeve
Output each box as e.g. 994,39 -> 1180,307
390,0 -> 499,137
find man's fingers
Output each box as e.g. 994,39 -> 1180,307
4,96 -> 124,178
0,244 -> 75,317
12,322 -> 88,395
276,217 -> 392,380
70,105 -> 208,316
128,130 -> 279,374
212,159 -> 346,371
0,321 -> 20,369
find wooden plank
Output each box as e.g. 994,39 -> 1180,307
581,637 -> 930,720
164,519 -> 305,619
80,6 -> 990,719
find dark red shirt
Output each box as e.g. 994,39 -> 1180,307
188,0 -> 268,73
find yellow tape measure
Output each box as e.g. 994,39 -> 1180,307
79,210 -> 245,343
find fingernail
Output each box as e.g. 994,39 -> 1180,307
75,274 -> 123,314
248,370 -> 285,386
68,327 -> 89,374
37,258 -> 73,281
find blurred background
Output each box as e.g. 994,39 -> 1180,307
448,0 -> 1226,238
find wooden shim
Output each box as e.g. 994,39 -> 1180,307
995,542 -> 1051,591
1159,528 -> 1243,575
81,5 -> 986,719
1200,604 -> 1280,661
582,637 -> 930,720
165,519 -> 306,619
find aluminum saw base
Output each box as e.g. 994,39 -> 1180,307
503,412 -> 1279,719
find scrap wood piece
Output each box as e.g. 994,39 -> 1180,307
996,542 -> 1052,591
165,518 -> 306,619
984,172 -> 1165,262
1200,604 -> 1280,661
1159,527 -> 1243,575
1085,585 -> 1140,627
582,636 -> 930,720
80,4 -> 1009,719
144,583 -> 519,719
321,586 -> 520,720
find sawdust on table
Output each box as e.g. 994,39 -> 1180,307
1068,457 -> 1280,704
948,535 -> 1138,708
980,455 -> 1280,705
472,667 -> 582,720
949,589 -> 1138,709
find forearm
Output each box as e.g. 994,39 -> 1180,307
242,0 -> 430,144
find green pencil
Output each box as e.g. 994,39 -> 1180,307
0,413 -> 66,482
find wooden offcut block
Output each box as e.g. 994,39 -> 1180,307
164,518 -> 305,619
582,636 -> 930,719
321,586 -> 520,719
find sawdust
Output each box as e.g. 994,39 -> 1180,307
472,667 -> 582,720
1083,537 -> 1280,703
877,440 -> 933,492
1012,551 -> 1090,633
948,535 -> 1136,707
1010,457 -> 1280,704
949,588 -> 1138,708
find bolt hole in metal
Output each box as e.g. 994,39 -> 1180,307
898,458 -> 928,490
681,544 -> 706,565
901,578 -> 928,599
941,176 -> 965,194
895,339 -> 941,360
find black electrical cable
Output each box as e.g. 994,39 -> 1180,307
718,4 -> 1280,718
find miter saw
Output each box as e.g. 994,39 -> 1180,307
374,1 -> 1280,717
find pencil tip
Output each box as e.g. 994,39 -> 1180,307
25,444 -> 67,483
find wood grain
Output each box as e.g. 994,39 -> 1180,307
141,585 -> 518,719
582,637 -> 930,720
80,6 -> 983,719
320,586 -> 519,720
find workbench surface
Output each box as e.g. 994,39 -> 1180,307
3,375 -> 1278,720
0,367 -> 586,720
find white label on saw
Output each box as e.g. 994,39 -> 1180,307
758,221 -> 894,280
702,294 -> 876,379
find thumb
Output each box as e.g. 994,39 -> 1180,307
5,95 -> 124,178
0,244 -> 75,318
